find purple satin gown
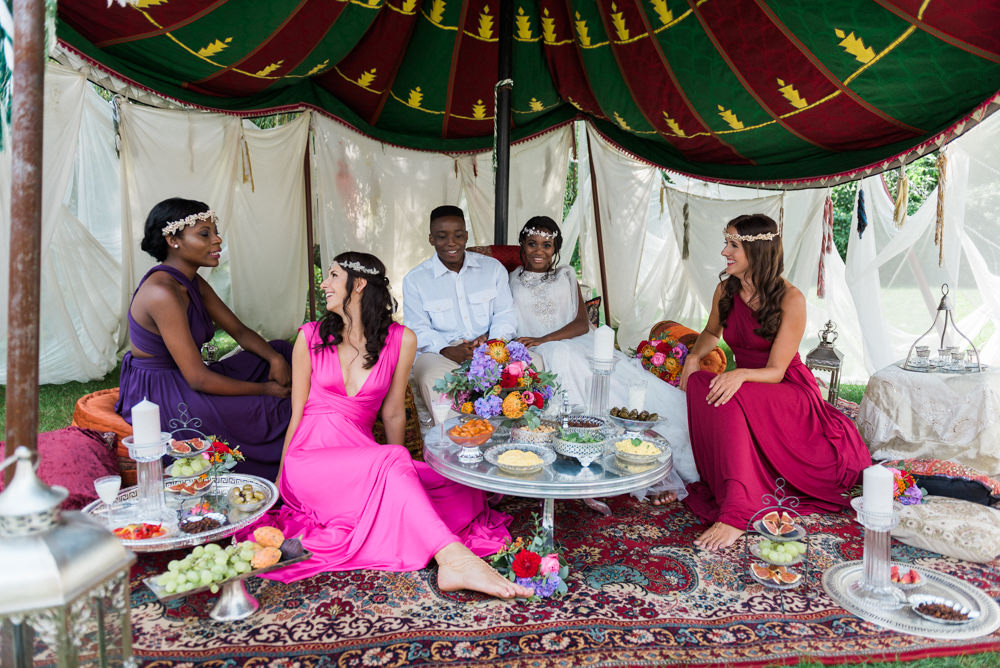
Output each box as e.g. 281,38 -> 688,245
263,321 -> 511,583
115,264 -> 291,481
684,294 -> 871,529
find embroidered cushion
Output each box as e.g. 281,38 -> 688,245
880,458 -> 1000,506
584,296 -> 601,327
893,496 -> 1000,563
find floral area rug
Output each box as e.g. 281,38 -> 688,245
129,496 -> 1000,667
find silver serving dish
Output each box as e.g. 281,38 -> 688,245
168,437 -> 211,458
559,415 -> 606,438
607,412 -> 660,433
484,443 -> 556,475
553,435 -> 606,467
612,435 -> 670,466
510,420 -> 558,446
909,594 -> 981,624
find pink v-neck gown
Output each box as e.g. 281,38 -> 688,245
683,295 -> 870,529
263,321 -> 511,583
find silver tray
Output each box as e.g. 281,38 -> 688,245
144,551 -> 312,602
82,473 -> 278,553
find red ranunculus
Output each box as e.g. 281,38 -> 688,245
512,550 -> 541,578
527,369 -> 539,381
534,394 -> 546,410
655,340 -> 670,354
212,441 -> 229,454
500,370 -> 519,388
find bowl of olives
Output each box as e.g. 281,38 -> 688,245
608,406 -> 660,433
228,483 -> 268,513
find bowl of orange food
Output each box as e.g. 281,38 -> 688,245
447,418 -> 495,447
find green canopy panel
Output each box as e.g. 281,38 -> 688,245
56,0 -> 1000,185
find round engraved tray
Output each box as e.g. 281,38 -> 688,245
82,473 -> 278,553
823,561 -> 1000,639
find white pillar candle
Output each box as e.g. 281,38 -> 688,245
131,398 -> 162,445
593,325 -> 615,361
862,464 -> 894,515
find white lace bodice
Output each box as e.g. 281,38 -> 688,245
508,266 -> 581,338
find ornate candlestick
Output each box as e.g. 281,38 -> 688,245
847,497 -> 905,609
586,355 -> 616,417
122,433 -> 171,520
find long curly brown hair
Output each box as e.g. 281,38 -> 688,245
717,214 -> 785,341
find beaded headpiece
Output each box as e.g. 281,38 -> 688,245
162,210 -> 217,237
335,260 -> 380,276
522,227 -> 559,240
724,231 -> 779,243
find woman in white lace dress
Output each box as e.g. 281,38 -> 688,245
508,216 -> 697,499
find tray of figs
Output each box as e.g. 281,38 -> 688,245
169,437 -> 210,458
608,406 -> 661,433
145,526 -> 311,621
752,510 -> 806,541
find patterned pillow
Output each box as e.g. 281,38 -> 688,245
893,496 -> 1000,563
880,458 -> 1000,506
584,296 -> 601,327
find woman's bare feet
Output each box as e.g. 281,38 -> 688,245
650,491 -> 677,506
693,522 -> 743,551
435,543 -> 534,599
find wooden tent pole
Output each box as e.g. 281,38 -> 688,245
585,128 -> 612,325
303,127 -> 316,320
4,0 -> 46,483
493,0 -> 513,244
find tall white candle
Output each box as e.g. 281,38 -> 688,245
862,464 -> 894,515
593,325 -> 615,361
131,398 -> 162,445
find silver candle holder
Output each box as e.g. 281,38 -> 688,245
586,355 -> 616,417
122,432 -> 172,522
846,497 -> 905,609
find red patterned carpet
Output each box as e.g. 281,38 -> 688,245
129,495 -> 1000,667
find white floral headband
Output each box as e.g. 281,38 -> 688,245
335,260 -> 380,276
162,210 -> 217,237
523,227 -> 558,239
725,231 -> 779,242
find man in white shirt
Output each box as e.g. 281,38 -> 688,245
403,205 -> 517,416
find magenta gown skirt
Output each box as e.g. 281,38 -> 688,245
262,321 -> 511,583
683,295 -> 871,529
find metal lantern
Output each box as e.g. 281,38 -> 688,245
903,283 -> 982,372
0,447 -> 136,667
805,320 -> 844,405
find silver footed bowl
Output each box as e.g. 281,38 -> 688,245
612,435 -> 670,465
553,435 -> 606,467
484,443 -> 556,475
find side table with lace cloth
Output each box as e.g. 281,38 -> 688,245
857,363 -> 1000,477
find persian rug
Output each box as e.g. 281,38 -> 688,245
128,496 -> 1000,667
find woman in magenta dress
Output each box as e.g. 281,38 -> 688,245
267,252 -> 531,598
679,214 -> 870,550
116,198 -> 292,480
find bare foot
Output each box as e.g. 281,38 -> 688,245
435,543 -> 534,599
693,522 -> 743,551
650,491 -> 677,506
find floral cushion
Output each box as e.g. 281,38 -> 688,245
584,296 -> 601,327
880,458 -> 1000,506
893,496 -> 1000,563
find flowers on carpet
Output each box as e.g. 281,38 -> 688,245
434,339 -> 558,427
887,466 -> 926,505
490,514 -> 569,601
633,335 -> 688,387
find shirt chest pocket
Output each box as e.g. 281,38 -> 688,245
425,299 -> 456,331
468,289 -> 496,321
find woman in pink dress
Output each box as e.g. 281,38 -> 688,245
266,251 -> 531,598
679,214 -> 870,550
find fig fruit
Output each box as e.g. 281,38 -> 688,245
279,537 -> 305,561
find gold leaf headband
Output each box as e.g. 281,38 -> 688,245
162,210 -> 217,237
724,231 -> 779,242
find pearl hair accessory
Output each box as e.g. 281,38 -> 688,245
523,227 -> 558,239
336,260 -> 380,276
162,210 -> 217,237
725,231 -> 780,242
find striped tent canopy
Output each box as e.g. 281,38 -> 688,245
56,0 -> 1000,185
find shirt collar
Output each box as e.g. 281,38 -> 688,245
431,249 -> 480,277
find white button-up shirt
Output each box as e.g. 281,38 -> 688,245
403,251 -> 517,355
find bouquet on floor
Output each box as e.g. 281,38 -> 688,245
205,436 -> 244,476
434,339 -> 558,427
887,466 -> 926,505
634,335 -> 688,387
490,514 -> 569,601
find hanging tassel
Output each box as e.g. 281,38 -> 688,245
857,188 -> 868,239
240,134 -> 255,192
473,159 -> 478,178
778,193 -> 785,236
659,181 -> 665,216
681,201 -> 690,260
893,164 -> 908,228
935,150 -> 948,267
818,193 -> 833,298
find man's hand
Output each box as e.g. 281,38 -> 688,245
440,340 -> 479,363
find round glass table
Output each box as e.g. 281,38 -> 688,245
423,418 -> 673,550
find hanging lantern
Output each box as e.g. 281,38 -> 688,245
805,320 -> 844,405
903,284 -> 982,372
0,447 -> 135,667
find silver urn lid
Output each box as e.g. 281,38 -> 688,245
0,445 -> 69,537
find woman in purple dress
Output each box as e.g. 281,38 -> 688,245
116,198 -> 292,480
680,214 -> 870,550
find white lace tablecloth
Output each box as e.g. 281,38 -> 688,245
858,362 -> 1000,476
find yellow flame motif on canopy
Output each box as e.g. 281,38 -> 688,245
611,3 -> 629,41
255,61 -> 284,77
473,100 -> 487,119
478,5 -> 494,39
662,112 -> 685,137
516,7 -> 533,40
408,87 -> 424,108
356,68 -> 377,88
776,78 -> 807,109
574,12 -> 591,47
529,97 -> 544,112
835,28 -> 875,63
613,111 -> 632,130
197,37 -> 232,58
651,0 -> 673,26
717,105 -> 744,130
307,60 -> 330,76
429,0 -> 446,26
542,9 -> 558,44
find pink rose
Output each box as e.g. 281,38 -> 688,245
651,352 -> 667,367
521,390 -> 537,406
505,360 -> 527,378
539,553 -> 560,576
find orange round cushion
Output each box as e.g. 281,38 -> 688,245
648,320 -> 726,375
72,388 -> 137,486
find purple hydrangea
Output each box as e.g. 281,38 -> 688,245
514,576 -> 535,591
539,384 -> 555,400
900,485 -> 923,505
507,341 -> 532,364
469,352 -> 501,391
534,574 -> 562,598
474,395 -> 502,419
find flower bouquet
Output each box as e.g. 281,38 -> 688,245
490,514 -> 569,600
433,339 -> 558,428
634,335 -> 688,387
887,466 -> 926,505
205,436 -> 244,476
